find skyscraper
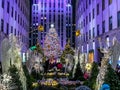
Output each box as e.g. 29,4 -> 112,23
0,0 -> 30,61
31,0 -> 73,49
76,0 -> 120,63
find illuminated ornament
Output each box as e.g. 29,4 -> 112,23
38,25 -> 44,32
85,63 -> 92,71
47,45 -> 50,48
75,30 -> 80,37
50,24 -> 54,28
30,46 -> 36,51
32,83 -> 38,87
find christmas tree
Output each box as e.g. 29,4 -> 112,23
8,65 -> 23,90
60,40 -> 74,64
104,64 -> 120,90
74,62 -> 84,81
84,62 -> 99,90
44,24 -> 61,58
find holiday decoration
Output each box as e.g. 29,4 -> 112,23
0,73 -> 16,90
75,30 -> 80,37
74,62 -> 84,81
103,64 -> 120,90
30,46 -> 37,51
1,34 -> 27,90
96,46 -> 111,90
60,39 -> 74,64
44,24 -> 61,58
57,63 -> 63,69
84,62 -> 99,90
38,25 -> 44,32
85,63 -> 92,71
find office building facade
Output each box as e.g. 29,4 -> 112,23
31,0 -> 73,49
76,0 -> 120,63
0,0 -> 30,61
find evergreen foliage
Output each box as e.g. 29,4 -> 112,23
8,65 -> 23,90
74,62 -> 84,81
104,64 -> 120,90
36,42 -> 44,55
60,41 -> 74,64
84,62 -> 99,90
23,65 -> 35,90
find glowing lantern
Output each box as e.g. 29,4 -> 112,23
75,30 -> 81,37
38,25 -> 44,32
85,63 -> 92,70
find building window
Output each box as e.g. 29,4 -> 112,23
15,0 -> 17,3
89,0 -> 91,5
11,7 -> 14,17
109,16 -> 112,30
102,21 -> 105,33
89,13 -> 91,22
102,0 -> 105,10
2,0 -> 4,8
86,16 -> 88,24
86,0 -> 88,9
84,19 -> 85,27
6,23 -> 9,35
86,32 -> 88,41
15,29 -> 16,36
97,24 -> 99,36
11,26 -> 13,33
93,27 -> 95,38
92,8 -> 95,19
1,19 -> 4,31
7,1 -> 10,13
97,3 -> 99,15
109,0 -> 112,5
15,11 -> 17,20
18,14 -> 19,24
117,11 -> 120,27
89,30 -> 91,39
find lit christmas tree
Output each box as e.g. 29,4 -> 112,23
44,24 -> 61,58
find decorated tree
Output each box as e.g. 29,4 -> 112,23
8,65 -> 23,90
60,40 -> 74,64
44,25 -> 61,58
104,64 -> 120,90
74,62 -> 84,81
36,42 -> 44,55
84,62 -> 99,90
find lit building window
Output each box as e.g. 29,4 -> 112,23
106,36 -> 110,47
